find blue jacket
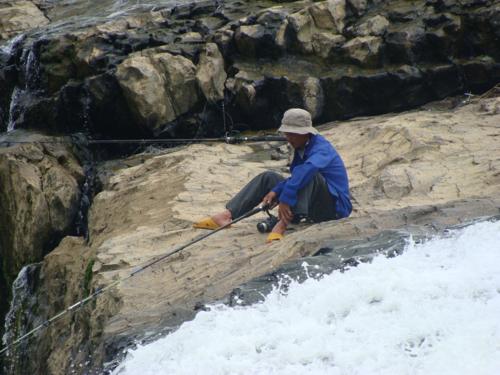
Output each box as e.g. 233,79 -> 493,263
271,134 -> 352,219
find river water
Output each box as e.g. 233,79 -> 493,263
41,0 -> 203,24
112,220 -> 500,375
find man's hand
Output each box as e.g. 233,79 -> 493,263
261,191 -> 277,207
278,202 -> 293,224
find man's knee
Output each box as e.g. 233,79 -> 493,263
257,171 -> 284,185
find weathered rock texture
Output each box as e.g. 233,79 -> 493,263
0,132 -> 84,346
0,0 -> 499,136
116,51 -> 200,134
5,93 -> 500,374
0,1 -> 49,41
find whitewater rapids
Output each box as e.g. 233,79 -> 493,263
113,220 -> 500,375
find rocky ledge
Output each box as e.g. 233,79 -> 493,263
2,92 -> 499,374
0,0 -> 499,373
0,0 -> 499,137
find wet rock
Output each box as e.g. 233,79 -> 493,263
0,1 -> 49,41
309,2 -> 338,30
211,28 -> 235,58
229,230 -> 412,306
460,56 -> 500,93
196,43 -> 226,103
385,23 -> 427,64
321,65 -> 431,119
424,64 -> 463,98
351,15 -> 390,36
226,61 -> 325,129
341,36 -> 383,66
460,5 -> 500,60
84,72 -> 143,139
311,31 -> 345,59
346,0 -> 368,17
326,0 -> 347,33
2,263 -> 42,374
302,76 -> 324,120
0,64 -> 17,131
287,8 -> 315,54
234,12 -> 286,59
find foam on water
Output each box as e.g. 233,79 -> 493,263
113,220 -> 500,375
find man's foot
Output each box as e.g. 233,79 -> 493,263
266,219 -> 287,243
212,209 -> 232,227
270,219 -> 287,235
193,209 -> 232,230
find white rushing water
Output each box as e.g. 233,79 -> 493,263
113,220 -> 500,375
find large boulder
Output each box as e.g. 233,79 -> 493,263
0,132 -> 84,348
341,36 -> 383,66
346,0 -> 368,17
287,8 -> 315,54
286,0 -> 346,56
351,15 -> 390,36
311,32 -> 345,58
0,1 -> 49,41
233,8 -> 288,58
0,133 -> 84,281
326,0 -> 346,33
196,43 -> 226,103
115,51 -> 200,134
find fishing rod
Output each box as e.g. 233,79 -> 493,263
0,204 -> 268,357
0,134 -> 286,146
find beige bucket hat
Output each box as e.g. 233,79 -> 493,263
278,108 -> 318,135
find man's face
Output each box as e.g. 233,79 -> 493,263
284,132 -> 310,149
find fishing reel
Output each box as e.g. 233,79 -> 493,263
256,208 -> 279,233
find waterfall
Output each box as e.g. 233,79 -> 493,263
0,34 -> 26,57
2,264 -> 41,374
3,38 -> 43,133
6,87 -> 22,132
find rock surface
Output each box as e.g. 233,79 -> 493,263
6,93 -> 500,374
0,0 -> 499,135
116,51 -> 200,134
0,1 -> 49,41
196,43 -> 226,103
0,131 -> 84,348
0,132 -> 84,280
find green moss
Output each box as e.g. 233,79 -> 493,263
83,258 -> 95,298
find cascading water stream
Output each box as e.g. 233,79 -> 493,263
112,220 -> 500,375
6,87 -> 22,132
5,41 -> 43,133
2,264 -> 41,375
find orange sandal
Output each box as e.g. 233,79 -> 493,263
266,232 -> 284,243
193,217 -> 220,230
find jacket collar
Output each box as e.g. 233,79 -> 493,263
303,134 -> 317,157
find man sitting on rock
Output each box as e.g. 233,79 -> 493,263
193,108 -> 352,243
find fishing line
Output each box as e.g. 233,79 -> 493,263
0,134 -> 285,146
0,204 -> 268,357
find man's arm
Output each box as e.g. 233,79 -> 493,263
279,149 -> 334,206
271,179 -> 287,195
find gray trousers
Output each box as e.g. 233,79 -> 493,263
226,171 -> 337,223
